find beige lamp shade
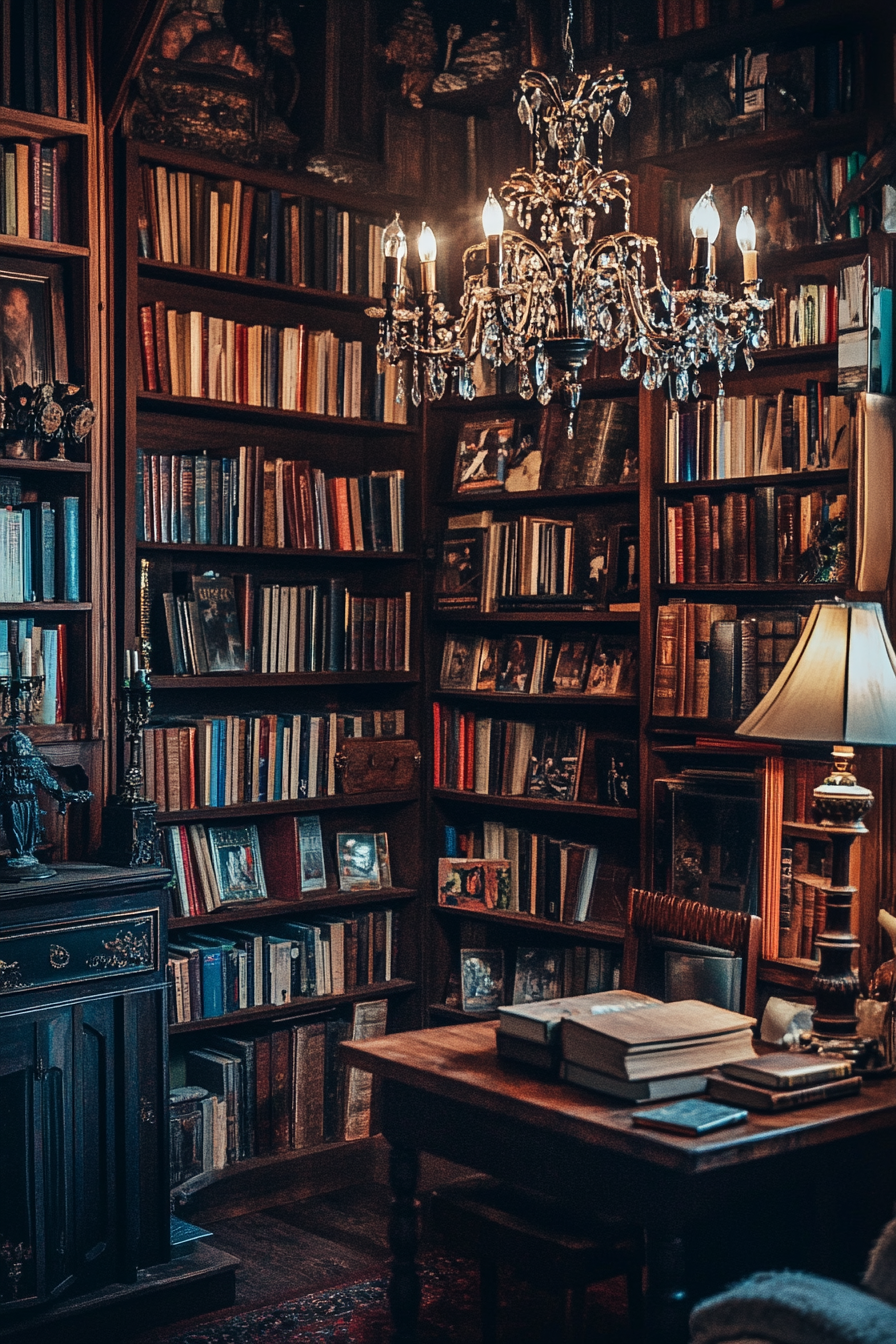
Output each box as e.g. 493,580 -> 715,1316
736,600 -> 896,746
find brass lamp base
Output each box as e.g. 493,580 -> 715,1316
809,746 -> 870,1041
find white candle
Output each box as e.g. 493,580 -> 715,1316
22,638 -> 33,678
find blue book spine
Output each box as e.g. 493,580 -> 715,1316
199,948 -> 224,1018
443,825 -> 458,857
181,456 -> 194,543
194,452 -> 209,545
21,509 -> 32,602
0,622 -> 8,676
62,497 -> 79,601
136,448 -> 145,541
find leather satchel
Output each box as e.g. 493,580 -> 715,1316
335,737 -> 421,794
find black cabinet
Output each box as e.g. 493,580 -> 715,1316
0,865 -> 170,1313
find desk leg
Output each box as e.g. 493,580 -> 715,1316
645,1227 -> 690,1344
387,1142 -> 420,1344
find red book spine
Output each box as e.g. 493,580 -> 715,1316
710,504 -> 721,582
673,507 -> 684,585
465,712 -> 475,791
51,145 -> 60,241
138,305 -> 158,391
153,301 -> 171,394
236,324 -> 248,404
694,494 -> 711,583
56,623 -> 66,720
682,501 -> 696,584
432,701 -> 441,787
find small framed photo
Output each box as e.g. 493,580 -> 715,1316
460,948 -> 505,1013
296,814 -> 327,892
337,832 -> 382,891
550,638 -> 593,693
513,947 -> 563,1004
0,258 -> 68,391
437,858 -> 512,911
452,417 -> 515,494
207,825 -> 268,903
504,416 -> 542,492
495,635 -> 539,693
608,522 -> 640,598
440,633 -> 481,690
475,638 -> 500,691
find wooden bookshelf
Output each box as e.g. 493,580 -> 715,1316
431,789 -> 638,821
117,137 -> 427,1210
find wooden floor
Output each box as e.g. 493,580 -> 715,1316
130,1177 -> 634,1343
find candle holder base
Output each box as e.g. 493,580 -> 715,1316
101,799 -> 161,870
0,857 -> 56,883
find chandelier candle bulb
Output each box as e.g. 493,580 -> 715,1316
690,187 -> 720,286
482,188 -> 504,285
736,207 -> 759,284
418,222 -> 438,295
382,214 -> 406,297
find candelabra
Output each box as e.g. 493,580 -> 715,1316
0,664 -> 92,882
101,653 -> 160,869
368,3 -> 771,428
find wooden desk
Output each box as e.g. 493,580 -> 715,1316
343,1022 -> 896,1344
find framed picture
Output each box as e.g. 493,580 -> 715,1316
437,858 -> 512,911
440,633 -> 481,690
207,825 -> 268,903
336,832 -> 382,890
475,638 -> 500,691
452,417 -> 515,494
495,635 -> 539,693
513,947 -> 563,1004
550,638 -> 593,692
0,258 -> 68,391
460,948 -> 505,1013
608,522 -> 640,599
296,814 -> 327,892
504,416 -> 542,492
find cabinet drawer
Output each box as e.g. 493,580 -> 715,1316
0,910 -> 159,996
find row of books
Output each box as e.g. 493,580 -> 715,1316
137,304 -> 407,424
163,817 -> 394,919
0,140 -> 65,242
783,756 -> 830,825
0,621 -> 67,722
139,162 -> 387,295
446,944 -> 622,1016
0,495 -> 80,602
772,282 -> 839,350
652,604 -> 806,721
661,489 -> 849,586
838,263 -> 893,397
439,631 -> 638,698
143,709 -> 406,812
441,824 -> 633,927
450,401 -> 638,498
167,909 -> 399,1024
432,704 -> 638,808
136,448 -> 405,552
664,389 -> 854,482
2,1 -> 81,121
170,999 -> 387,1181
779,840 -> 826,963
162,578 -> 411,677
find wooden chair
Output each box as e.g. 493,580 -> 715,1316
621,887 -> 762,1017
430,1176 -> 644,1344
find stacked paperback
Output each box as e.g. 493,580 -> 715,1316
707,1054 -> 859,1112
497,993 -> 756,1102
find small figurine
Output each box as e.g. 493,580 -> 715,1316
384,0 -> 438,109
0,730 -> 92,880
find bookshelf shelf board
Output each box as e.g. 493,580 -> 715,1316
438,484 -> 639,507
752,343 -> 838,367
428,381 -> 635,411
432,788 -> 638,820
759,957 -> 819,990
433,690 -> 638,709
431,610 -> 640,625
169,886 -> 417,930
136,392 -> 417,435
0,457 -> 90,474
782,819 -> 837,839
791,870 -> 839,893
168,978 -> 416,1035
158,791 -> 419,824
17,724 -> 80,744
152,672 -> 419,689
0,602 -> 91,613
137,257 -> 383,311
659,468 -> 849,495
638,113 -> 866,178
611,0 -> 880,73
656,583 -> 847,597
170,1134 -> 383,1208
0,107 -> 90,138
651,739 -> 778,757
761,238 -> 869,276
648,718 -> 752,737
136,542 -> 416,561
0,236 -> 90,260
428,1003 -> 498,1023
435,903 -> 625,942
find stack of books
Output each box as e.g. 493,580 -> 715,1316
497,993 -> 758,1103
707,1054 -> 860,1112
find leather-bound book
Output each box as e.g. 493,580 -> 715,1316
693,604 -> 712,718
754,487 -> 777,582
675,601 -> 689,717
738,617 -> 759,718
269,1026 -> 292,1154
291,1021 -> 326,1149
777,493 -> 797,581
682,501 -> 696,584
709,619 -> 737,721
255,1033 -> 272,1155
652,605 -> 680,716
733,493 -> 749,582
710,502 -> 721,581
721,493 -> 735,583
694,495 -> 712,582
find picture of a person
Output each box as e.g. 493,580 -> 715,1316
0,283 -> 43,389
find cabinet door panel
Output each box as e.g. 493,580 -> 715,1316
0,1026 -> 38,1308
119,989 -> 169,1275
34,1012 -> 74,1302
73,999 -> 118,1281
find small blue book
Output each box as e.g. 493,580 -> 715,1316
631,1098 -> 748,1136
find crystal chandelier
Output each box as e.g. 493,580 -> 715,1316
368,3 -> 772,424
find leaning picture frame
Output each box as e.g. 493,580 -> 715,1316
0,258 -> 68,391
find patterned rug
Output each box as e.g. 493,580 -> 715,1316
162,1256 -> 630,1343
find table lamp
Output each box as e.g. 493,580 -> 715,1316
736,599 -> 896,1045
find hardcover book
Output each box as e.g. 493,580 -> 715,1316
297,814 -> 327,892
631,1098 -> 748,1135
